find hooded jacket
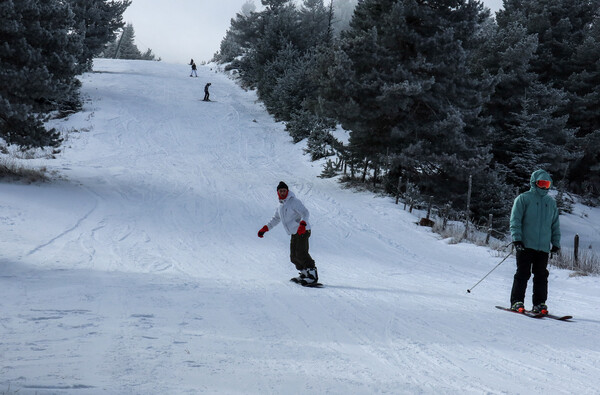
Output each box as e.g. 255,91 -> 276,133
266,191 -> 311,235
510,169 -> 561,253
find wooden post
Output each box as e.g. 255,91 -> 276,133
485,214 -> 493,244
574,234 -> 579,268
463,175 -> 472,239
395,176 -> 402,205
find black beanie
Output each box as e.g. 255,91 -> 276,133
277,181 -> 288,190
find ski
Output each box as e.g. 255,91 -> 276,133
542,313 -> 573,321
495,306 -> 573,321
495,305 -> 544,318
290,277 -> 323,288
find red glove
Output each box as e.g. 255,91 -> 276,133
258,225 -> 268,238
297,221 -> 307,235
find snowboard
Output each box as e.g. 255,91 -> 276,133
290,277 -> 323,288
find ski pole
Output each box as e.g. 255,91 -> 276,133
466,249 -> 513,294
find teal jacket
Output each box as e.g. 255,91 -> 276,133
510,169 -> 561,253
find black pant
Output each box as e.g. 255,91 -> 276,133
290,230 -> 315,271
510,249 -> 549,306
203,92 -> 209,101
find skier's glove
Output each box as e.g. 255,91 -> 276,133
257,225 -> 269,238
513,241 -> 525,253
297,221 -> 307,235
551,245 -> 560,253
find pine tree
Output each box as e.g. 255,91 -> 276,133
0,0 -> 82,148
320,0 -> 495,209
213,1 -> 258,64
566,14 -> 600,196
497,0 -> 600,196
474,20 -> 576,189
497,0 -> 598,88
113,23 -> 142,59
68,0 -> 131,72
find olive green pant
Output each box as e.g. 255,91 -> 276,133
290,230 -> 315,270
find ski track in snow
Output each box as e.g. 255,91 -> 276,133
1,59 -> 600,394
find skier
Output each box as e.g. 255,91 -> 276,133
203,82 -> 211,101
509,169 -> 561,314
257,181 -> 319,284
190,62 -> 197,77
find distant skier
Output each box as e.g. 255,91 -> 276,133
190,62 -> 197,77
509,169 -> 561,314
203,82 -> 211,101
257,181 -> 319,285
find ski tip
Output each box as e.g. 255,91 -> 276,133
547,314 -> 573,321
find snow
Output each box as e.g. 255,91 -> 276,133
1,59 -> 599,394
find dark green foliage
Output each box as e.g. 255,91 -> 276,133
103,23 -> 157,60
0,0 -> 81,147
565,14 -> 600,195
214,0 -> 600,229
1,0 -> 131,148
286,109 -> 335,143
320,0 -> 499,214
68,0 -> 132,72
497,0 -> 600,197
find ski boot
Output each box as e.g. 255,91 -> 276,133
532,303 -> 548,315
510,301 -> 525,313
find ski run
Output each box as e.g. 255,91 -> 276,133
1,59 -> 600,394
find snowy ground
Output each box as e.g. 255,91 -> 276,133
1,59 -> 599,394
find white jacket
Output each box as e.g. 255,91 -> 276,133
266,191 -> 311,235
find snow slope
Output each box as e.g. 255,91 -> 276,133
1,59 -> 599,394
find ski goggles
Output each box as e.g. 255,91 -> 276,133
536,179 -> 551,189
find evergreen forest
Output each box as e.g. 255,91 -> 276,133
0,0 -> 131,148
101,23 -> 159,61
214,0 -> 600,229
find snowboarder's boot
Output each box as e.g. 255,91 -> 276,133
300,267 -> 318,284
510,301 -> 525,313
291,271 -> 307,283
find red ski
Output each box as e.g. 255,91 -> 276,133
496,306 -> 573,321
541,312 -> 573,321
495,305 -> 544,318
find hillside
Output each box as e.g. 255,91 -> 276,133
1,59 -> 599,394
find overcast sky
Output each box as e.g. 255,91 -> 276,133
123,0 -> 505,64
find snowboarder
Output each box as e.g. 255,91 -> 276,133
190,62 -> 197,77
203,82 -> 211,101
509,169 -> 561,314
257,181 -> 318,284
